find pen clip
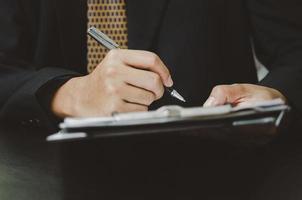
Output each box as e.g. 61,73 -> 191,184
87,26 -> 120,50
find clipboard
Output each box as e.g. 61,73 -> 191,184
47,99 -> 290,144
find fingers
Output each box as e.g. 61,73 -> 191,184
118,66 -> 165,99
235,101 -> 255,108
99,55 -> 165,100
100,78 -> 155,111
107,99 -> 148,114
123,102 -> 148,113
204,84 -> 247,107
105,49 -> 173,87
120,84 -> 156,106
103,99 -> 148,116
83,49 -> 172,117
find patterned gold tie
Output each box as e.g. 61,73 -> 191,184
87,0 -> 128,73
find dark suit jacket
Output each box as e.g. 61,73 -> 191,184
0,0 -> 302,129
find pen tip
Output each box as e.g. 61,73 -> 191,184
179,97 -> 186,103
171,89 -> 186,103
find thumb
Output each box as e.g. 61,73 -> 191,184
203,84 -> 246,107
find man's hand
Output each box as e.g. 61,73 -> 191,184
203,84 -> 287,107
51,49 -> 173,118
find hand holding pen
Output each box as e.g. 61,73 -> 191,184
51,27 -> 185,118
88,26 -> 186,102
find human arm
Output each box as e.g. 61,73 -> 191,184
204,0 -> 302,117
51,49 -> 173,118
0,0 -> 79,129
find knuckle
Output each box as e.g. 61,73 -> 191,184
104,66 -> 118,77
106,49 -> 120,60
157,86 -> 165,99
145,93 -> 156,105
151,73 -> 162,87
149,74 -> 164,98
212,85 -> 227,95
103,58 -> 116,68
148,53 -> 160,67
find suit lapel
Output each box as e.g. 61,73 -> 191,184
126,0 -> 168,50
54,0 -> 87,73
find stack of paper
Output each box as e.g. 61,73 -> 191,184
47,99 -> 289,142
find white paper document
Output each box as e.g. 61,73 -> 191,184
60,99 -> 286,129
47,99 -> 289,142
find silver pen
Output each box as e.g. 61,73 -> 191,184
87,26 -> 186,103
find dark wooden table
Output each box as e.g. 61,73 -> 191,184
0,126 -> 61,200
1,124 -> 302,200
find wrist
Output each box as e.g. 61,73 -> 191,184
51,77 -> 82,118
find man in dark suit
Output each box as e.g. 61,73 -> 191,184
0,0 -> 301,129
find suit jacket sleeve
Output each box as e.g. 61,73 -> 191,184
0,0 -> 80,130
247,0 -> 302,115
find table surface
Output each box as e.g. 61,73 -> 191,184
1,124 -> 302,200
0,126 -> 62,200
